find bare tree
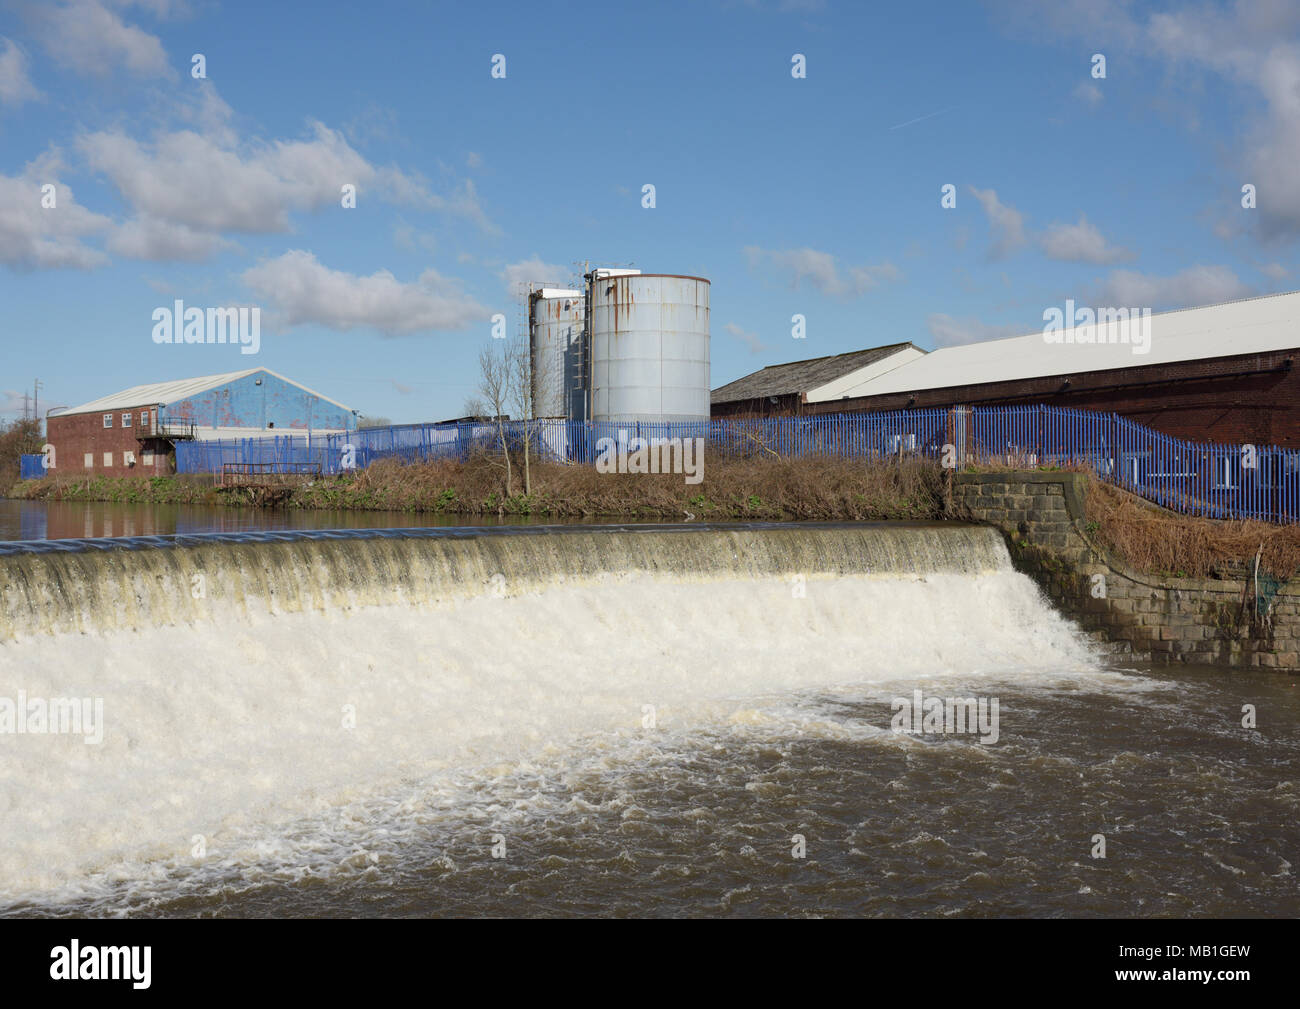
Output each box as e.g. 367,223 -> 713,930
461,395 -> 489,419
507,334 -> 535,496
476,342 -> 513,496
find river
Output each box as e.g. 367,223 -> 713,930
0,521 -> 1294,918
0,497 -> 583,542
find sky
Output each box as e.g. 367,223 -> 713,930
2,0 -> 1299,424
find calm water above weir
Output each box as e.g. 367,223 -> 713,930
0,522 -> 1295,918
0,497 -> 599,542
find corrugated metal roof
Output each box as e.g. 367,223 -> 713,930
53,368 -> 356,418
852,290 -> 1300,398
711,343 -> 919,404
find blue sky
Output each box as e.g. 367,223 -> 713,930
2,0 -> 1299,423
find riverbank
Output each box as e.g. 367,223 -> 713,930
9,457 -> 1299,582
5,455 -> 946,521
954,471 -> 1300,670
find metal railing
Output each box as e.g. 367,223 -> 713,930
219,461 -> 322,487
171,407 -> 1300,524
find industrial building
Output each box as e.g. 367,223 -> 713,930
711,343 -> 923,417
712,291 -> 1300,449
529,268 -> 711,423
46,368 -> 358,475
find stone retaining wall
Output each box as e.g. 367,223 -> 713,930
950,471 -> 1299,671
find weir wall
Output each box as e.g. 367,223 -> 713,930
951,472 -> 1300,671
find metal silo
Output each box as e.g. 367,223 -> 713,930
529,287 -> 585,419
589,274 -> 710,422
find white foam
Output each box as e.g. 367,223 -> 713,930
0,569 -> 1101,907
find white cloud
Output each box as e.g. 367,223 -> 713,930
743,245 -> 902,297
30,0 -> 173,78
1000,0 -> 1300,243
1143,5 -> 1300,241
968,186 -> 1027,258
1040,214 -> 1133,264
927,313 -> 1023,348
78,108 -> 496,259
240,250 -> 488,334
500,256 -> 571,294
0,155 -> 111,270
466,151 -> 483,169
724,321 -> 770,355
1095,265 -> 1252,309
106,215 -> 236,261
393,221 -> 438,255
80,123 -> 361,234
1260,261 -> 1289,281
0,38 -> 40,106
1072,81 -> 1103,107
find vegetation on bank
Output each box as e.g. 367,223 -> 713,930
9,451 -> 1299,579
1082,477 -> 1300,581
0,418 -> 41,495
8,454 -> 947,521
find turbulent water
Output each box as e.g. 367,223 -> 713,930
0,523 -> 1294,917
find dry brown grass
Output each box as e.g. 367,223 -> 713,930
1085,477 -> 1300,580
294,452 -> 947,520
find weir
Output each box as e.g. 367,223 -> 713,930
0,522 -> 1012,640
0,521 -> 1098,906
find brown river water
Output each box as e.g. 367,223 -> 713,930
0,510 -> 1295,918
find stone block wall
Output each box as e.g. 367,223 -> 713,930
950,471 -> 1299,672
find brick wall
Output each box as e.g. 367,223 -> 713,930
46,406 -> 170,476
951,471 -> 1300,672
797,351 -> 1299,448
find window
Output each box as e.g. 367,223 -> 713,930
124,451 -> 136,467
102,413 -> 113,429
142,450 -> 155,466
84,453 -> 94,469
103,452 -> 113,467
122,412 -> 132,428
141,411 -> 149,428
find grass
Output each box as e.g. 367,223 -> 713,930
289,453 -> 948,520
1083,478 -> 1300,580
13,455 -> 1298,581
9,454 -> 948,521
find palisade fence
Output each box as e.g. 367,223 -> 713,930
19,454 -> 45,480
172,405 -> 1300,524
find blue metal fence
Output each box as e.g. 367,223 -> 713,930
172,407 -> 1300,524
19,454 -> 45,480
968,404 -> 1300,523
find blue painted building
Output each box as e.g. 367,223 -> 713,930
155,368 -> 358,437
47,369 -> 359,475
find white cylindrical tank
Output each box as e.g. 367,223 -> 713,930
529,288 -> 584,419
589,274 -> 710,422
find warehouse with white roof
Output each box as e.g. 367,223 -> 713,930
712,291 -> 1300,448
